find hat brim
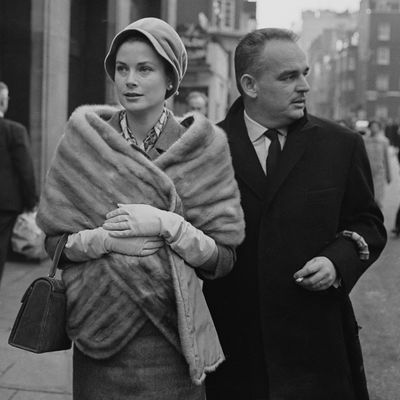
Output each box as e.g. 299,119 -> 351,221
104,28 -> 180,99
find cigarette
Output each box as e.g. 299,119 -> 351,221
295,277 -> 304,283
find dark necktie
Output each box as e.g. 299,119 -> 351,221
264,129 -> 281,176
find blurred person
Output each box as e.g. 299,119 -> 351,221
186,91 -> 208,115
36,18 -> 244,400
203,28 -> 386,400
0,81 -> 37,286
384,118 -> 399,147
363,120 -> 391,209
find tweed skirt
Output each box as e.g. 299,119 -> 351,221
73,320 -> 205,400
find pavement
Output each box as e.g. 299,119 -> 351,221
0,148 -> 399,400
0,258 -> 72,400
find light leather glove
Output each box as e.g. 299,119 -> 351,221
64,227 -> 164,262
103,204 -> 217,267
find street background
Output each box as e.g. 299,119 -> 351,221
0,151 -> 399,400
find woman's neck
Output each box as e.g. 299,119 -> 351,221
125,105 -> 164,143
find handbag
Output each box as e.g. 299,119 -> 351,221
8,234 -> 72,353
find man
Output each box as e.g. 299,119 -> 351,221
186,90 -> 208,115
203,29 -> 386,400
0,82 -> 36,285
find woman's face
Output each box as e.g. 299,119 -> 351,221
114,40 -> 170,115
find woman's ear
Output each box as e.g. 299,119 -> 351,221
240,74 -> 258,98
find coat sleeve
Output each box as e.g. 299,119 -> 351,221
319,133 -> 387,293
10,123 -> 37,210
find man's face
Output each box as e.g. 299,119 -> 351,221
0,88 -> 9,115
251,40 -> 310,128
188,96 -> 207,115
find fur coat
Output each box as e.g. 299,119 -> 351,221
36,105 -> 245,384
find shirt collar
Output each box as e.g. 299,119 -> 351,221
119,106 -> 169,151
244,110 -> 287,142
0,111 -> 4,118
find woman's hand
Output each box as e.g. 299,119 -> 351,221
103,204 -> 182,239
65,227 -> 164,261
103,204 -> 217,268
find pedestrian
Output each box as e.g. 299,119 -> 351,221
186,91 -> 208,115
36,17 -> 244,400
0,81 -> 37,286
203,28 -> 387,400
363,120 -> 391,209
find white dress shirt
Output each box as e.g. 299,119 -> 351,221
244,110 -> 287,175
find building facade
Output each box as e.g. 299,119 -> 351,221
305,12 -> 358,120
176,0 -> 256,110
358,0 -> 400,121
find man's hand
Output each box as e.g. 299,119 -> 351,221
293,256 -> 337,291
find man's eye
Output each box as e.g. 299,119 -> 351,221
140,66 -> 152,72
282,75 -> 295,81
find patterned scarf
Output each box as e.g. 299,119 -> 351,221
119,107 -> 169,152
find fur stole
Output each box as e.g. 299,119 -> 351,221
37,105 -> 244,384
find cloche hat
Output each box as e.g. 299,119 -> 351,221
104,17 -> 187,99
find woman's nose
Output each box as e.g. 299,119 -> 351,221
126,70 -> 137,86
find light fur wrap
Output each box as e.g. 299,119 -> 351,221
37,105 -> 245,384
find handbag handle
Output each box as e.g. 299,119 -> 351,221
48,234 -> 69,278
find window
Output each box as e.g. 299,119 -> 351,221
376,74 -> 389,91
378,23 -> 390,41
347,79 -> 355,91
212,0 -> 235,30
377,47 -> 390,65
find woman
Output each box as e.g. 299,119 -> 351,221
363,120 -> 391,208
36,18 -> 244,400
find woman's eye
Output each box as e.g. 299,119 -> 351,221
116,65 -> 128,73
139,66 -> 152,73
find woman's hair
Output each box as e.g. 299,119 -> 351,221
368,120 -> 381,129
115,32 -> 174,83
234,28 -> 298,95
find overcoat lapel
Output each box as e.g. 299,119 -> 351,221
263,120 -> 315,210
222,99 -> 268,200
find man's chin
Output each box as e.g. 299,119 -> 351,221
288,108 -> 305,120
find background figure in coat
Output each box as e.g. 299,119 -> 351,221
203,28 -> 387,400
363,120 -> 391,209
0,81 -> 37,286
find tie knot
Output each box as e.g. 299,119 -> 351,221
264,129 -> 280,141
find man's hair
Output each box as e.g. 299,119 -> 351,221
186,91 -> 208,105
0,81 -> 8,92
234,28 -> 298,95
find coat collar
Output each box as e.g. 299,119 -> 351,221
221,97 -> 316,205
220,97 -> 269,200
108,110 -> 185,161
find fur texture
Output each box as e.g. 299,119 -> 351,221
37,105 -> 244,384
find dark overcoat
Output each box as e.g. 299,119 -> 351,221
203,98 -> 387,400
0,117 -> 36,212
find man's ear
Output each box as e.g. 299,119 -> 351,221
240,74 -> 257,98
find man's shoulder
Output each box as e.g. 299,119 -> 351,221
0,117 -> 27,134
307,113 -> 360,142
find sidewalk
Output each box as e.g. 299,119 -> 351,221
0,258 -> 72,400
